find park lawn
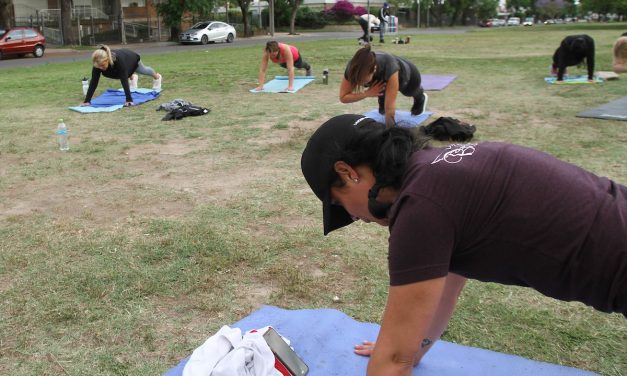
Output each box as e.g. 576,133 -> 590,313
0,23 -> 626,375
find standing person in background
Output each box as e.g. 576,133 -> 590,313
612,36 -> 627,74
379,2 -> 390,43
355,13 -> 380,44
256,41 -> 312,92
80,45 -> 162,107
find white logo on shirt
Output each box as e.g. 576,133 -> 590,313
431,144 -> 477,164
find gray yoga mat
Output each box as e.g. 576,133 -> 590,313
576,96 -> 627,121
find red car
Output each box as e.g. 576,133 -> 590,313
0,27 -> 46,60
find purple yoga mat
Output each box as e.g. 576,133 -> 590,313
422,74 -> 457,91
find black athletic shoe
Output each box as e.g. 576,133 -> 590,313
411,92 -> 429,116
380,40 -> 385,43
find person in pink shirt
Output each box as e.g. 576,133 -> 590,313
256,41 -> 312,92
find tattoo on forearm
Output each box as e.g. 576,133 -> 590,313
421,338 -> 433,348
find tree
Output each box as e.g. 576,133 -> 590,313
157,0 -> 216,40
61,0 -> 77,45
0,0 -> 12,29
535,0 -> 566,18
287,0 -> 301,34
235,0 -> 252,36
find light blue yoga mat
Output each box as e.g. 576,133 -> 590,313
363,109 -> 432,128
544,75 -> 603,84
164,305 -> 598,376
68,88 -> 161,113
250,76 -> 316,93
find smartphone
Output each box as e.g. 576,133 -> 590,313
263,327 -> 309,376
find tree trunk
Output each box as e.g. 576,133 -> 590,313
0,0 -> 12,29
238,1 -> 250,37
289,6 -> 297,34
61,0 -> 76,45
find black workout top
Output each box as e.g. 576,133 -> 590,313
344,52 -> 415,92
84,49 -> 141,103
387,142 -> 627,315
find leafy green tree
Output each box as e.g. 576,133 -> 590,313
536,0 -> 566,19
476,0 -> 499,19
157,0 -> 216,39
580,0 -> 623,14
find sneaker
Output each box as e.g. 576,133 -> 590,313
152,73 -> 162,90
411,92 -> 428,116
380,39 -> 385,43
129,74 -> 138,90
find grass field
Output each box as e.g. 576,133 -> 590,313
1,23 -> 626,375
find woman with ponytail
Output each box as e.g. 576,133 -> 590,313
340,45 -> 428,127
80,45 -> 162,107
301,114 -> 627,375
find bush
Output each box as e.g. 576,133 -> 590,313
324,0 -> 359,23
296,7 -> 329,29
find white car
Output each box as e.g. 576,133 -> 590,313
523,17 -> 534,26
507,17 -> 520,26
492,18 -> 506,27
179,21 -> 236,44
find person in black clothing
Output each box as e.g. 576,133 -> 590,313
378,2 -> 390,43
80,45 -> 162,107
340,45 -> 428,127
300,114 -> 627,374
551,34 -> 595,81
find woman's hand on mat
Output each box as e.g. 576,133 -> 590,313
365,81 -> 385,97
79,102 -> 91,106
354,340 -> 376,356
124,101 -> 134,107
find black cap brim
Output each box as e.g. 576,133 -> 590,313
323,191 -> 355,236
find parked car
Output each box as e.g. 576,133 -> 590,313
507,17 -> 521,26
0,27 -> 45,60
523,17 -> 534,26
492,18 -> 506,27
179,21 -> 236,45
478,19 -> 493,27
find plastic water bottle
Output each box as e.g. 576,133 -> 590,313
322,68 -> 329,85
82,77 -> 89,96
56,119 -> 69,151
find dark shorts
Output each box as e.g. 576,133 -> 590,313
400,63 -> 423,97
280,56 -> 308,70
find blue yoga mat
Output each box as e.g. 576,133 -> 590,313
250,76 -> 316,93
422,74 -> 457,91
544,75 -> 603,84
363,109 -> 432,128
164,305 -> 597,376
68,88 -> 161,113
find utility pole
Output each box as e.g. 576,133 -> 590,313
416,0 -> 420,28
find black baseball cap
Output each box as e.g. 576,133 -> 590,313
300,114 -> 379,235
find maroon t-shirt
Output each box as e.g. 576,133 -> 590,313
387,142 -> 627,314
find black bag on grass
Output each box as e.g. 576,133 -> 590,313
161,104 -> 210,121
423,117 -> 476,142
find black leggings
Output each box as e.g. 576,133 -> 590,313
280,56 -> 311,71
378,64 -> 424,111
